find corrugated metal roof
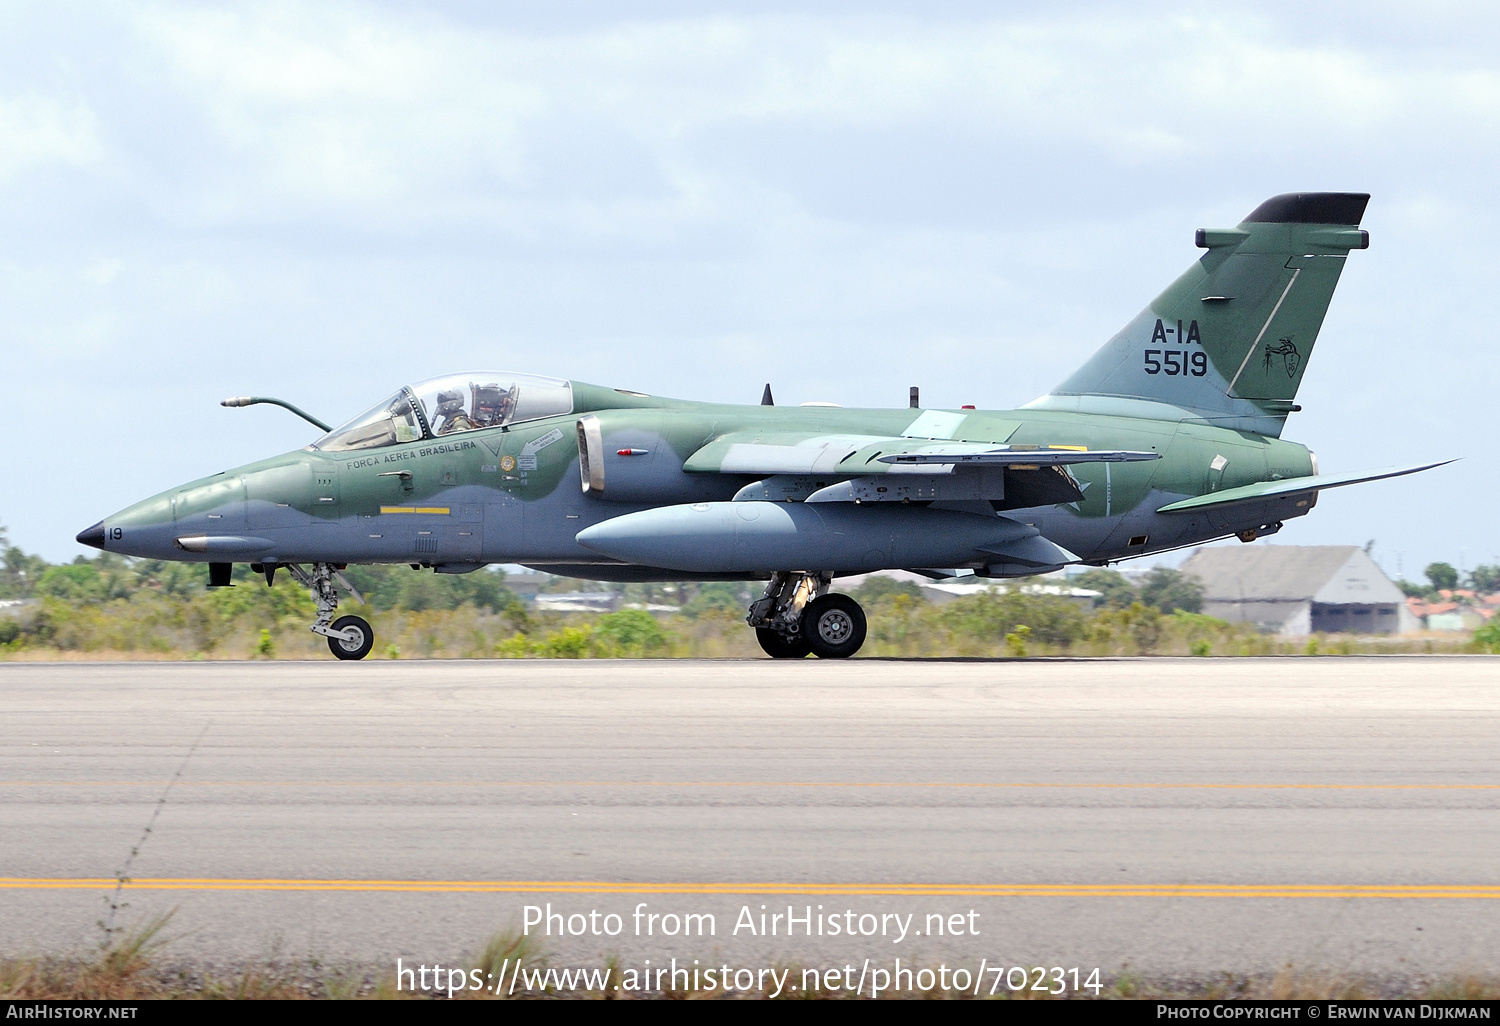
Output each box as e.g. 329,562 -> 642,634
1180,545 -> 1375,602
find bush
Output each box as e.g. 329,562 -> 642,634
591,609 -> 669,656
938,591 -> 1087,649
1089,602 -> 1163,654
1004,625 -> 1031,657
495,633 -> 531,658
541,626 -> 591,658
1473,620 -> 1500,654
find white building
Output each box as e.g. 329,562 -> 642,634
1179,545 -> 1419,636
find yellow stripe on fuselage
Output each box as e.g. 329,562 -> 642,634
379,506 -> 451,515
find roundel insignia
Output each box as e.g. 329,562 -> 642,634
499,455 -> 516,472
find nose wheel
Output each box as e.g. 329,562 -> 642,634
328,615 -> 374,660
285,562 -> 375,661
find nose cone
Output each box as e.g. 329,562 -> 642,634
76,521 -> 107,549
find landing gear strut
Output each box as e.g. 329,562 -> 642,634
284,563 -> 374,660
747,572 -> 867,659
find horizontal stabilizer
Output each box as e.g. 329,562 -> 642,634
1156,460 -> 1454,514
878,447 -> 1160,467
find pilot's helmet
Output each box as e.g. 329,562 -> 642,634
434,389 -> 466,418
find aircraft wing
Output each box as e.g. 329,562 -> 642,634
683,433 -> 893,474
684,431 -> 1160,475
876,446 -> 1160,467
1155,460 -> 1454,514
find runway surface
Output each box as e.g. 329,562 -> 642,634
4,657 -> 1500,985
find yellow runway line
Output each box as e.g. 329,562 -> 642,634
5,879 -> 1500,899
5,780 -> 1500,790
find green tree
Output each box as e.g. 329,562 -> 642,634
1,525 -> 51,600
35,563 -> 108,604
1138,567 -> 1204,614
342,564 -> 515,612
1468,565 -> 1500,594
1425,562 -> 1459,592
1072,568 -> 1138,609
680,582 -> 750,619
851,575 -> 926,605
137,559 -> 206,597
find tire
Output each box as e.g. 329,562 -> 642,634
328,615 -> 374,661
801,594 -> 867,659
756,627 -> 811,659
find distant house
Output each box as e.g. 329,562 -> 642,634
498,570 -> 547,600
1179,545 -> 1419,636
534,592 -> 622,614
1407,590 -> 1498,632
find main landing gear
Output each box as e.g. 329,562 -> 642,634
746,572 -> 868,660
283,562 -> 374,660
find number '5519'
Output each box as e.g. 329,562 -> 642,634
1144,350 -> 1207,376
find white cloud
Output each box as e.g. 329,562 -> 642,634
101,5 -> 1500,241
0,94 -> 101,180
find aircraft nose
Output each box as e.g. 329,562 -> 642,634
76,521 -> 106,549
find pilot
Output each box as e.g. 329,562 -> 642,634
389,398 -> 421,443
472,383 -> 519,427
434,389 -> 478,434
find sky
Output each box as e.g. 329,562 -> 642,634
2,1 -> 1496,579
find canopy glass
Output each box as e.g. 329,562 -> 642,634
314,372 -> 574,452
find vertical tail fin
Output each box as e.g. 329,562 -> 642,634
1031,192 -> 1370,436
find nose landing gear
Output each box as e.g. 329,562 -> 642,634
326,614 -> 375,661
746,572 -> 867,659
284,562 -> 374,660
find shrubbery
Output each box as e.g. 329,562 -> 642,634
0,528 -> 1487,659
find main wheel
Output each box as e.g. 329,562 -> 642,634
328,615 -> 374,661
756,627 -> 811,659
801,594 -> 867,659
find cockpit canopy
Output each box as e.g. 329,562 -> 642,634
314,372 -> 574,452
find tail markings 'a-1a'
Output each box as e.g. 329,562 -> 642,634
1030,192 -> 1372,437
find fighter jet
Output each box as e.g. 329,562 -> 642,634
77,192 -> 1443,660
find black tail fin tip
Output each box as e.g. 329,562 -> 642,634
1243,192 -> 1369,226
